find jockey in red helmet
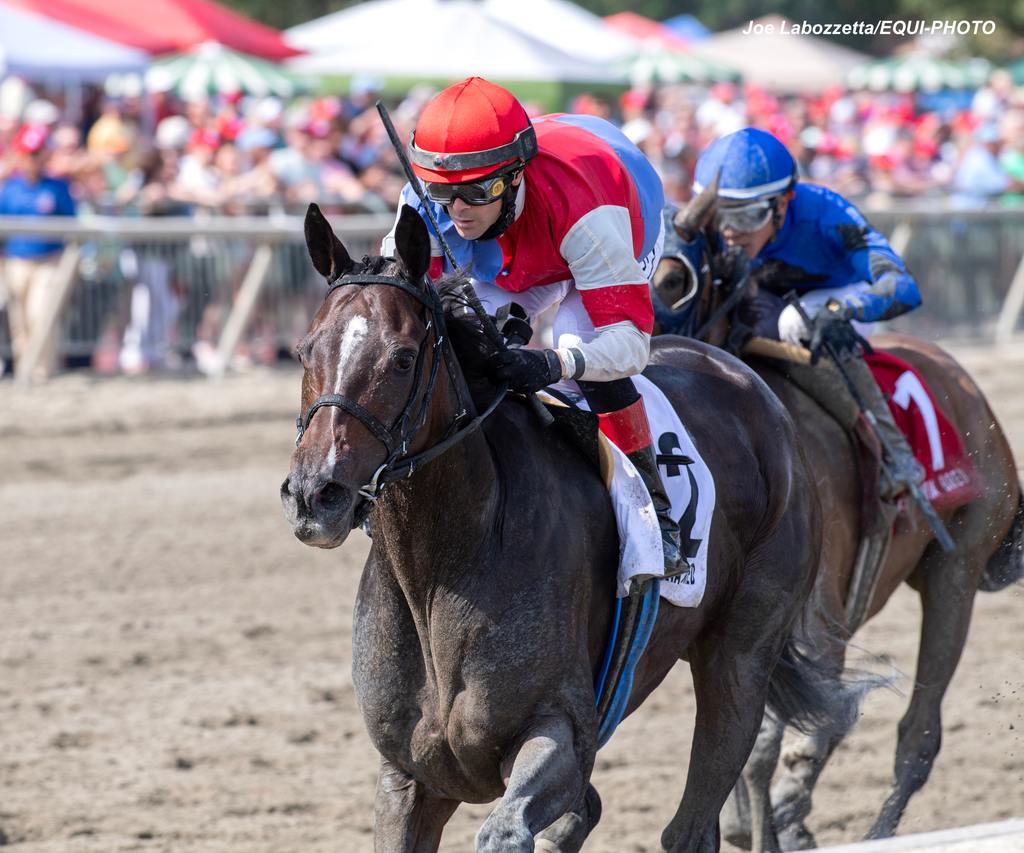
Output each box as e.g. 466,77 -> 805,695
383,76 -> 683,579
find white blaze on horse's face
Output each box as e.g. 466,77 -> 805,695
334,315 -> 369,394
323,314 -> 369,472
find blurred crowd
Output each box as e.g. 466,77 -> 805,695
3,70 -> 1024,221
612,69 -> 1024,208
2,70 -> 1024,380
0,76 -> 423,219
3,68 -> 1024,225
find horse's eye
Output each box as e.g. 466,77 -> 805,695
392,349 -> 416,373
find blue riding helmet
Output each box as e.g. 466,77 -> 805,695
694,127 -> 797,201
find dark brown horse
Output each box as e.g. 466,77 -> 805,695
280,204 -> 856,852
652,191 -> 1024,850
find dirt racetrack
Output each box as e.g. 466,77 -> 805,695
1,341 -> 1022,853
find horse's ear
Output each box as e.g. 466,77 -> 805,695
394,204 -> 431,283
304,203 -> 354,281
673,168 -> 720,242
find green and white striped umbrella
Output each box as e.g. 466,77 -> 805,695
847,55 -> 992,93
617,48 -> 740,87
146,41 -> 311,99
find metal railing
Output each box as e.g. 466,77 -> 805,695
0,213 -> 393,383
866,206 -> 1024,342
0,206 -> 1022,384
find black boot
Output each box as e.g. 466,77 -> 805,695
627,443 -> 684,578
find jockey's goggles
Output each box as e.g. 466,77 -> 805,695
424,170 -> 517,207
716,198 -> 776,233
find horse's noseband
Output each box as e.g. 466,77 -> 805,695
295,271 -> 504,525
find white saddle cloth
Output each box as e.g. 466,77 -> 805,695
546,374 -> 716,608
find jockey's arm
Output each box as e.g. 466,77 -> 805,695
558,206 -> 653,383
825,208 -> 922,324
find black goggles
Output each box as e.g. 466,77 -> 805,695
424,171 -> 515,207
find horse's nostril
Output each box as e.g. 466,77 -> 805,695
317,481 -> 347,509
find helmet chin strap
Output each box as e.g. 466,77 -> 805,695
766,192 -> 789,242
477,171 -> 521,241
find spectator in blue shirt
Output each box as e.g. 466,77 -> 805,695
0,125 -> 76,381
951,123 -> 1024,208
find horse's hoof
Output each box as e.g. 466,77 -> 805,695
721,828 -> 752,851
778,823 -> 816,851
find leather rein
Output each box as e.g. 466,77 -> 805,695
294,271 -> 507,525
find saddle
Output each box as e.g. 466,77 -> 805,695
742,337 -> 887,527
540,390 -> 694,477
742,337 -> 981,520
741,337 -> 984,627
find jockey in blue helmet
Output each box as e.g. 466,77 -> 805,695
658,127 -> 924,499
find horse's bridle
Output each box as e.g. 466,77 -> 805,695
294,270 -> 506,525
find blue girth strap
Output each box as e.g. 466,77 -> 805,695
594,579 -> 661,749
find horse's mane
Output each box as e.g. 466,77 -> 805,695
360,254 -> 395,276
434,272 -> 502,381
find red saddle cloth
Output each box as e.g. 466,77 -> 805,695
866,351 -> 983,510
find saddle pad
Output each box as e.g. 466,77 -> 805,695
866,351 -> 983,510
544,374 -> 716,608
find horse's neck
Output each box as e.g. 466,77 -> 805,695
372,400 -> 498,605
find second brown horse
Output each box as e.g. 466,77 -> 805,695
653,190 -> 1023,851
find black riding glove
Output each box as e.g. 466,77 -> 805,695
488,347 -> 562,393
807,301 -> 873,365
738,288 -> 786,338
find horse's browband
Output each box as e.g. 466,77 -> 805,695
326,273 -> 436,310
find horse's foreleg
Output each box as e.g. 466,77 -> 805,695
771,728 -> 845,850
373,758 -> 459,853
535,783 -> 602,853
741,712 -> 785,853
475,715 -> 585,853
721,777 -> 752,850
770,655 -> 858,851
865,546 -> 978,840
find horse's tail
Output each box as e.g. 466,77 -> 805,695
979,490 -> 1024,592
766,637 -> 878,737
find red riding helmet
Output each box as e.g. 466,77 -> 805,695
410,77 -> 537,184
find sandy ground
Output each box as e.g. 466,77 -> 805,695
1,341 -> 1022,853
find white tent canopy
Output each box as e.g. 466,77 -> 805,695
694,15 -> 869,93
483,0 -> 638,64
0,4 -> 149,82
286,0 -> 624,84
